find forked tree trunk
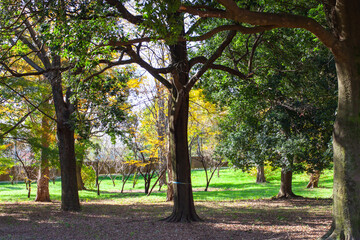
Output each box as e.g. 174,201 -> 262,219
163,40 -> 200,222
256,165 -> 266,183
35,113 -> 51,202
306,170 -> 320,189
276,168 -> 297,198
49,62 -> 80,211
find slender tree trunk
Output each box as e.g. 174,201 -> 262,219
35,113 -> 51,202
256,165 -> 266,183
49,62 -> 80,211
276,167 -> 297,198
306,170 -> 320,189
166,95 -> 174,202
157,83 -> 168,190
76,163 -> 86,190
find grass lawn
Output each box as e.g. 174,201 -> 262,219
0,168 -> 333,203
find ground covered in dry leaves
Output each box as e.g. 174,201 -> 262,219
0,198 -> 331,240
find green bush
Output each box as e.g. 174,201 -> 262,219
82,165 -> 96,189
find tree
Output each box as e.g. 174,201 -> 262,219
0,1 -> 130,211
204,26 -> 336,198
188,88 -> 223,191
179,0 -> 359,237
0,73 -> 57,201
91,0 -> 245,222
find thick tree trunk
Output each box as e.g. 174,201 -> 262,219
321,2 -> 360,238
322,60 -> 360,239
35,114 -> 51,202
49,63 -> 80,211
256,165 -> 266,183
276,168 -> 297,198
163,39 -> 200,222
164,89 -> 200,222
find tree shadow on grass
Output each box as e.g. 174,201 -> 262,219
0,198 -> 332,240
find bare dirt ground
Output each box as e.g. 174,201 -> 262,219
0,198 -> 332,240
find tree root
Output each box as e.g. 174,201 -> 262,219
161,211 -> 202,223
320,222 -> 359,240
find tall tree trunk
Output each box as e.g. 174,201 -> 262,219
256,165 -> 266,183
322,2 -> 360,238
163,38 -> 200,222
35,113 -> 51,202
276,167 -> 297,198
49,61 -> 80,211
164,89 -> 200,222
166,92 -> 174,202
157,84 -> 167,190
322,59 -> 360,239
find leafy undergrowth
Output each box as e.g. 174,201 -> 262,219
0,198 -> 332,240
0,168 -> 333,203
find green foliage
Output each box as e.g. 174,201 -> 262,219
81,164 -> 96,189
199,23 -> 337,174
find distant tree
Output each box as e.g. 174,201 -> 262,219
202,27 -> 336,198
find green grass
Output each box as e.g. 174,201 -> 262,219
0,168 -> 333,203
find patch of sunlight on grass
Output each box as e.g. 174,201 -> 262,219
0,168 -> 333,203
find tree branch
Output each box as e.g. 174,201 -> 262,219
0,95 -> 53,138
180,2 -> 340,56
105,0 -> 143,25
125,46 -> 173,89
0,81 -> 57,122
186,30 -> 237,91
189,56 -> 248,79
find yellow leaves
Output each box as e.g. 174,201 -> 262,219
107,95 -> 117,106
127,78 -> 142,89
0,144 -> 12,151
125,160 -> 150,167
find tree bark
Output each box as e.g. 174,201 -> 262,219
76,163 -> 86,190
49,61 -> 80,211
163,38 -> 200,222
306,170 -> 320,189
322,58 -> 360,239
166,151 -> 174,201
321,2 -> 360,239
256,165 -> 266,183
35,113 -> 51,202
276,168 -> 297,198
